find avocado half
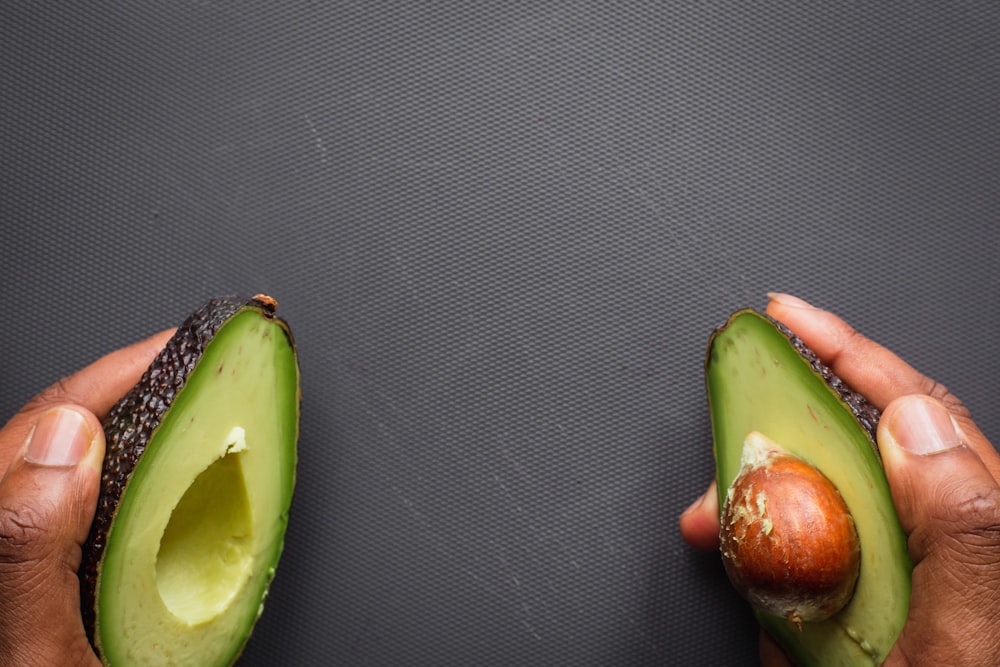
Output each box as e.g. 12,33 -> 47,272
80,295 -> 300,666
705,309 -> 912,666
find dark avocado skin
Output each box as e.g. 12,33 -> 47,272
79,295 -> 294,643
708,309 -> 881,449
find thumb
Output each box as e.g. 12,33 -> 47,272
0,405 -> 103,666
877,394 -> 1000,665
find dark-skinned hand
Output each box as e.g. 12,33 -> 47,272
0,329 -> 174,667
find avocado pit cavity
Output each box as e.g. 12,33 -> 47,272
156,426 -> 254,626
719,432 -> 861,627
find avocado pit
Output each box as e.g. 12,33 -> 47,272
719,432 -> 861,626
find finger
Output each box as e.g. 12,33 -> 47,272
878,395 -> 1000,665
0,405 -> 103,666
1,329 -> 174,469
765,293 -> 938,412
25,328 -> 175,420
766,293 -> 1000,481
679,480 -> 720,550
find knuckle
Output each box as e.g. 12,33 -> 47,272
950,490 -> 1000,549
917,487 -> 1000,564
0,508 -> 51,636
0,504 -> 48,568
21,376 -> 75,415
922,379 -> 972,421
0,503 -> 69,609
834,327 -> 868,366
893,491 -> 1000,667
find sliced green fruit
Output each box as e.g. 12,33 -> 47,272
80,295 -> 300,667
705,309 -> 911,666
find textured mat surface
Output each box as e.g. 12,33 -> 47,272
3,3 -> 999,665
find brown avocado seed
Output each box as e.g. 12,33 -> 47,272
719,432 -> 860,627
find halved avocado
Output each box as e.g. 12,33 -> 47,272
705,309 -> 911,666
80,295 -> 300,666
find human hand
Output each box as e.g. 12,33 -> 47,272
0,329 -> 173,666
680,293 -> 1000,666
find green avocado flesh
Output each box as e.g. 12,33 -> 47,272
706,309 -> 911,666
85,297 -> 299,666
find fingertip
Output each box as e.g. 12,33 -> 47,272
766,292 -> 817,311
877,394 -> 998,537
763,294 -> 929,412
878,395 -> 962,456
15,404 -> 105,509
679,481 -> 721,551
32,327 -> 177,421
145,327 -> 177,354
679,511 -> 721,551
73,406 -> 106,478
0,406 -> 106,563
764,294 -> 842,359
765,293 -> 819,326
21,405 -> 102,470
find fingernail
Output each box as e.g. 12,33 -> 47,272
766,292 -> 816,309
23,408 -> 95,467
885,396 -> 962,455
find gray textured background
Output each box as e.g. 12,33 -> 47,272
2,3 -> 999,665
